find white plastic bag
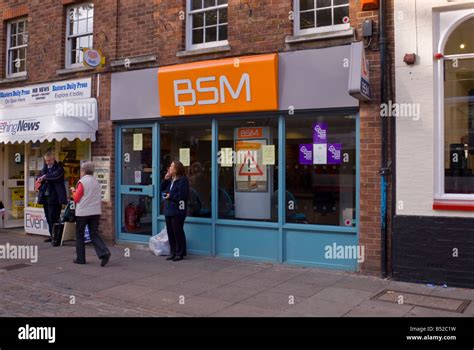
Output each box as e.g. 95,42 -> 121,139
149,228 -> 170,256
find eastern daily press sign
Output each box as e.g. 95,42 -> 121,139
0,78 -> 92,108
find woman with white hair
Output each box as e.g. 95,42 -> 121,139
70,161 -> 111,266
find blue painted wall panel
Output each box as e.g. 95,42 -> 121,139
216,225 -> 279,262
284,229 -> 359,271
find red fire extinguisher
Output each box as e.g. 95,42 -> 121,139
125,203 -> 138,231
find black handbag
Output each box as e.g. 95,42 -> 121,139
62,200 -> 76,223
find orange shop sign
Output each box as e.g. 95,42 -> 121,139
158,54 -> 278,117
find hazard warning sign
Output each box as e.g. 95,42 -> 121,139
238,150 -> 264,176
235,139 -> 267,182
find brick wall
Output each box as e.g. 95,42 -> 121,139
393,215 -> 474,289
0,0 -> 395,273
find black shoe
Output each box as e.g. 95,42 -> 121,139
44,237 -> 52,243
166,255 -> 176,261
172,256 -> 183,262
101,253 -> 111,267
73,259 -> 86,264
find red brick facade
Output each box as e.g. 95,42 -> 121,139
0,0 -> 394,275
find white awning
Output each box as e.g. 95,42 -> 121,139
0,98 -> 98,144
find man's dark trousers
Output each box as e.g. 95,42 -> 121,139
43,200 -> 62,237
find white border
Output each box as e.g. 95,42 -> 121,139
434,8 -> 474,201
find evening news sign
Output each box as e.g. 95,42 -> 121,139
158,54 -> 278,116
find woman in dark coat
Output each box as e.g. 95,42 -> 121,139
161,160 -> 189,261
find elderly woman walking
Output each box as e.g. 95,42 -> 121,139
70,161 -> 111,266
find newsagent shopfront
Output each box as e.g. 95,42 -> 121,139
111,44 -> 368,270
0,78 -> 98,235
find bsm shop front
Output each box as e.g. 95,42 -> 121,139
111,44 -> 368,271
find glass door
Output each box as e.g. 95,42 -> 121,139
117,125 -> 156,241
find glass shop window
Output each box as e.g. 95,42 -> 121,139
217,118 -> 279,222
160,122 -> 212,218
285,115 -> 356,226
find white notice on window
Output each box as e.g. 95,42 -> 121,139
179,148 -> 190,166
313,144 -> 327,165
133,134 -> 143,151
134,171 -> 141,184
262,145 -> 275,165
220,148 -> 233,167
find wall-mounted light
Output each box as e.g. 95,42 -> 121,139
460,43 -> 466,50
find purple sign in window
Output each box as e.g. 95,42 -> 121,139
299,144 -> 313,165
313,122 -> 327,143
327,143 -> 342,164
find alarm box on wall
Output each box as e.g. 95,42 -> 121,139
361,0 -> 379,11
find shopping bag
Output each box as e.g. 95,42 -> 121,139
148,228 -> 170,256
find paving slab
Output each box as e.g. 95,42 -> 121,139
310,287 -> 373,307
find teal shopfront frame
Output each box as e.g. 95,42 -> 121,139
115,109 -> 360,271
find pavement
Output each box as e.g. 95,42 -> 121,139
1,229 -> 474,317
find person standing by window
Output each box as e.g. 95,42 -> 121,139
70,161 -> 111,266
37,152 -> 68,243
161,161 -> 189,261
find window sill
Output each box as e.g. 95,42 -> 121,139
0,75 -> 28,84
56,66 -> 96,75
433,200 -> 474,212
176,44 -> 232,58
285,28 -> 355,44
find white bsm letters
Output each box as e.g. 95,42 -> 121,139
174,73 -> 251,107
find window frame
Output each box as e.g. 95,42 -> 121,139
6,17 -> 28,78
186,0 -> 229,51
293,0 -> 351,36
65,2 -> 94,69
435,12 -> 474,200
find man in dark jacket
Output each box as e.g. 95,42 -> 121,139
37,152 -> 68,243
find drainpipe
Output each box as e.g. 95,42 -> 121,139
379,0 -> 389,279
